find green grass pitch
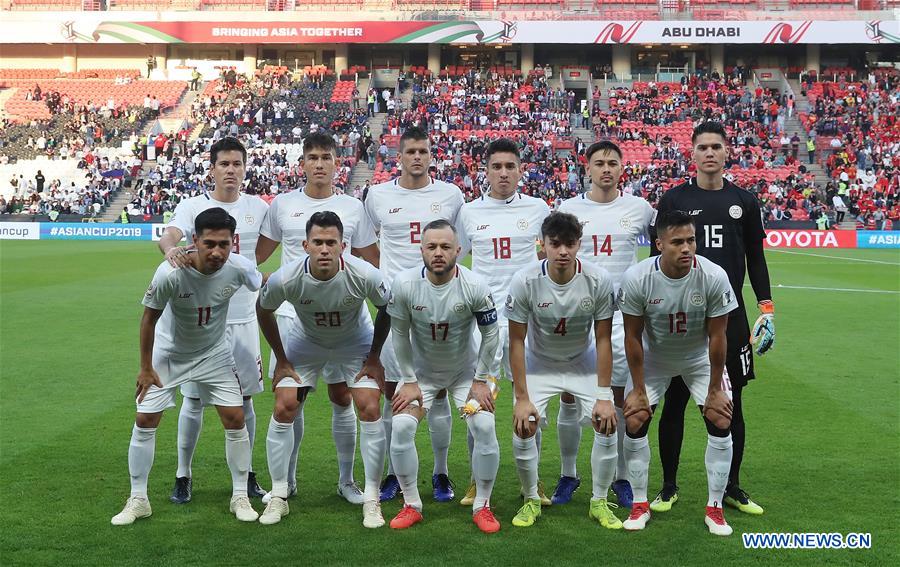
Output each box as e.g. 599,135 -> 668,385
1,241 -> 898,565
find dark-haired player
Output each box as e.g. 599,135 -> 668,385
158,136 -> 271,503
113,208 -> 263,525
649,121 -> 774,516
507,212 -> 619,529
619,209 -> 737,536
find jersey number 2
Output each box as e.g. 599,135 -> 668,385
410,222 -> 421,244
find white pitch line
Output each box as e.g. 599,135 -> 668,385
744,283 -> 899,294
767,249 -> 900,266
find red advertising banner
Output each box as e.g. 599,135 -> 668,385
142,21 -> 435,43
764,229 -> 858,248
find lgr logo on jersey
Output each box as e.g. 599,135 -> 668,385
291,212 -> 304,218
690,292 -> 704,306
389,208 -> 403,214
477,224 -> 490,231
537,302 -> 553,308
413,305 -> 427,311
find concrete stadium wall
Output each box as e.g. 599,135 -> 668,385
0,44 -> 150,71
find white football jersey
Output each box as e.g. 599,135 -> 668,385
457,192 -> 550,315
506,259 -> 615,363
388,264 -> 497,378
258,253 -> 390,347
558,192 -> 655,289
618,254 -> 738,362
364,178 -> 464,278
168,193 -> 269,324
142,254 -> 262,357
260,189 -> 377,316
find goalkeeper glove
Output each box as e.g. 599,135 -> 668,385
751,300 -> 775,355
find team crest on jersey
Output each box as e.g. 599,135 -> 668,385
342,295 -> 357,307
619,217 -> 632,230
517,219 -> 529,231
722,290 -> 732,307
431,203 -> 442,214
690,291 -> 704,306
580,297 -> 594,311
617,288 -> 625,305
222,286 -> 234,299
729,205 -> 743,219
245,215 -> 255,225
505,294 -> 514,311
454,303 -> 465,313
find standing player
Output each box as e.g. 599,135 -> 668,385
256,212 -> 392,528
507,212 -> 620,529
158,136 -> 270,503
256,131 -> 380,504
364,127 -> 465,502
456,138 -> 552,507
649,121 -> 774,515
558,140 -> 655,509
386,220 -> 502,533
618,210 -> 737,536
112,208 -> 262,525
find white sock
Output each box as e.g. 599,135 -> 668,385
624,435 -> 650,504
467,427 -> 475,464
468,412 -> 499,512
266,416 -> 293,499
331,402 -> 357,485
359,419 -> 385,501
224,426 -> 251,497
382,398 -> 394,476
287,407 -> 305,486
615,406 -> 627,481
705,434 -> 733,507
513,434 -> 539,500
243,398 -> 256,473
390,413 -> 422,511
591,431 -> 617,500
128,425 -> 157,498
428,395 -> 452,476
176,397 -> 203,478
535,427 -> 543,462
557,400 -> 581,478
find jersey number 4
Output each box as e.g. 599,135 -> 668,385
554,318 -> 567,336
592,235 -> 613,256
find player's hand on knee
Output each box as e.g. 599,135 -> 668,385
592,399 -> 616,435
272,358 -> 299,391
355,355 -> 385,393
468,382 -> 495,413
135,368 -> 162,403
513,399 -> 539,439
703,389 -> 733,430
392,382 -> 422,414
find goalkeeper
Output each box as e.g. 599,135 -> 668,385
647,121 -> 775,517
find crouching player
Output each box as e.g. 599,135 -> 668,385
507,212 -> 620,529
618,210 -> 737,536
112,208 -> 263,525
255,211 -> 392,528
387,220 -> 502,533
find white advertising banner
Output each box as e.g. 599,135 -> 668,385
0,222 -> 40,240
